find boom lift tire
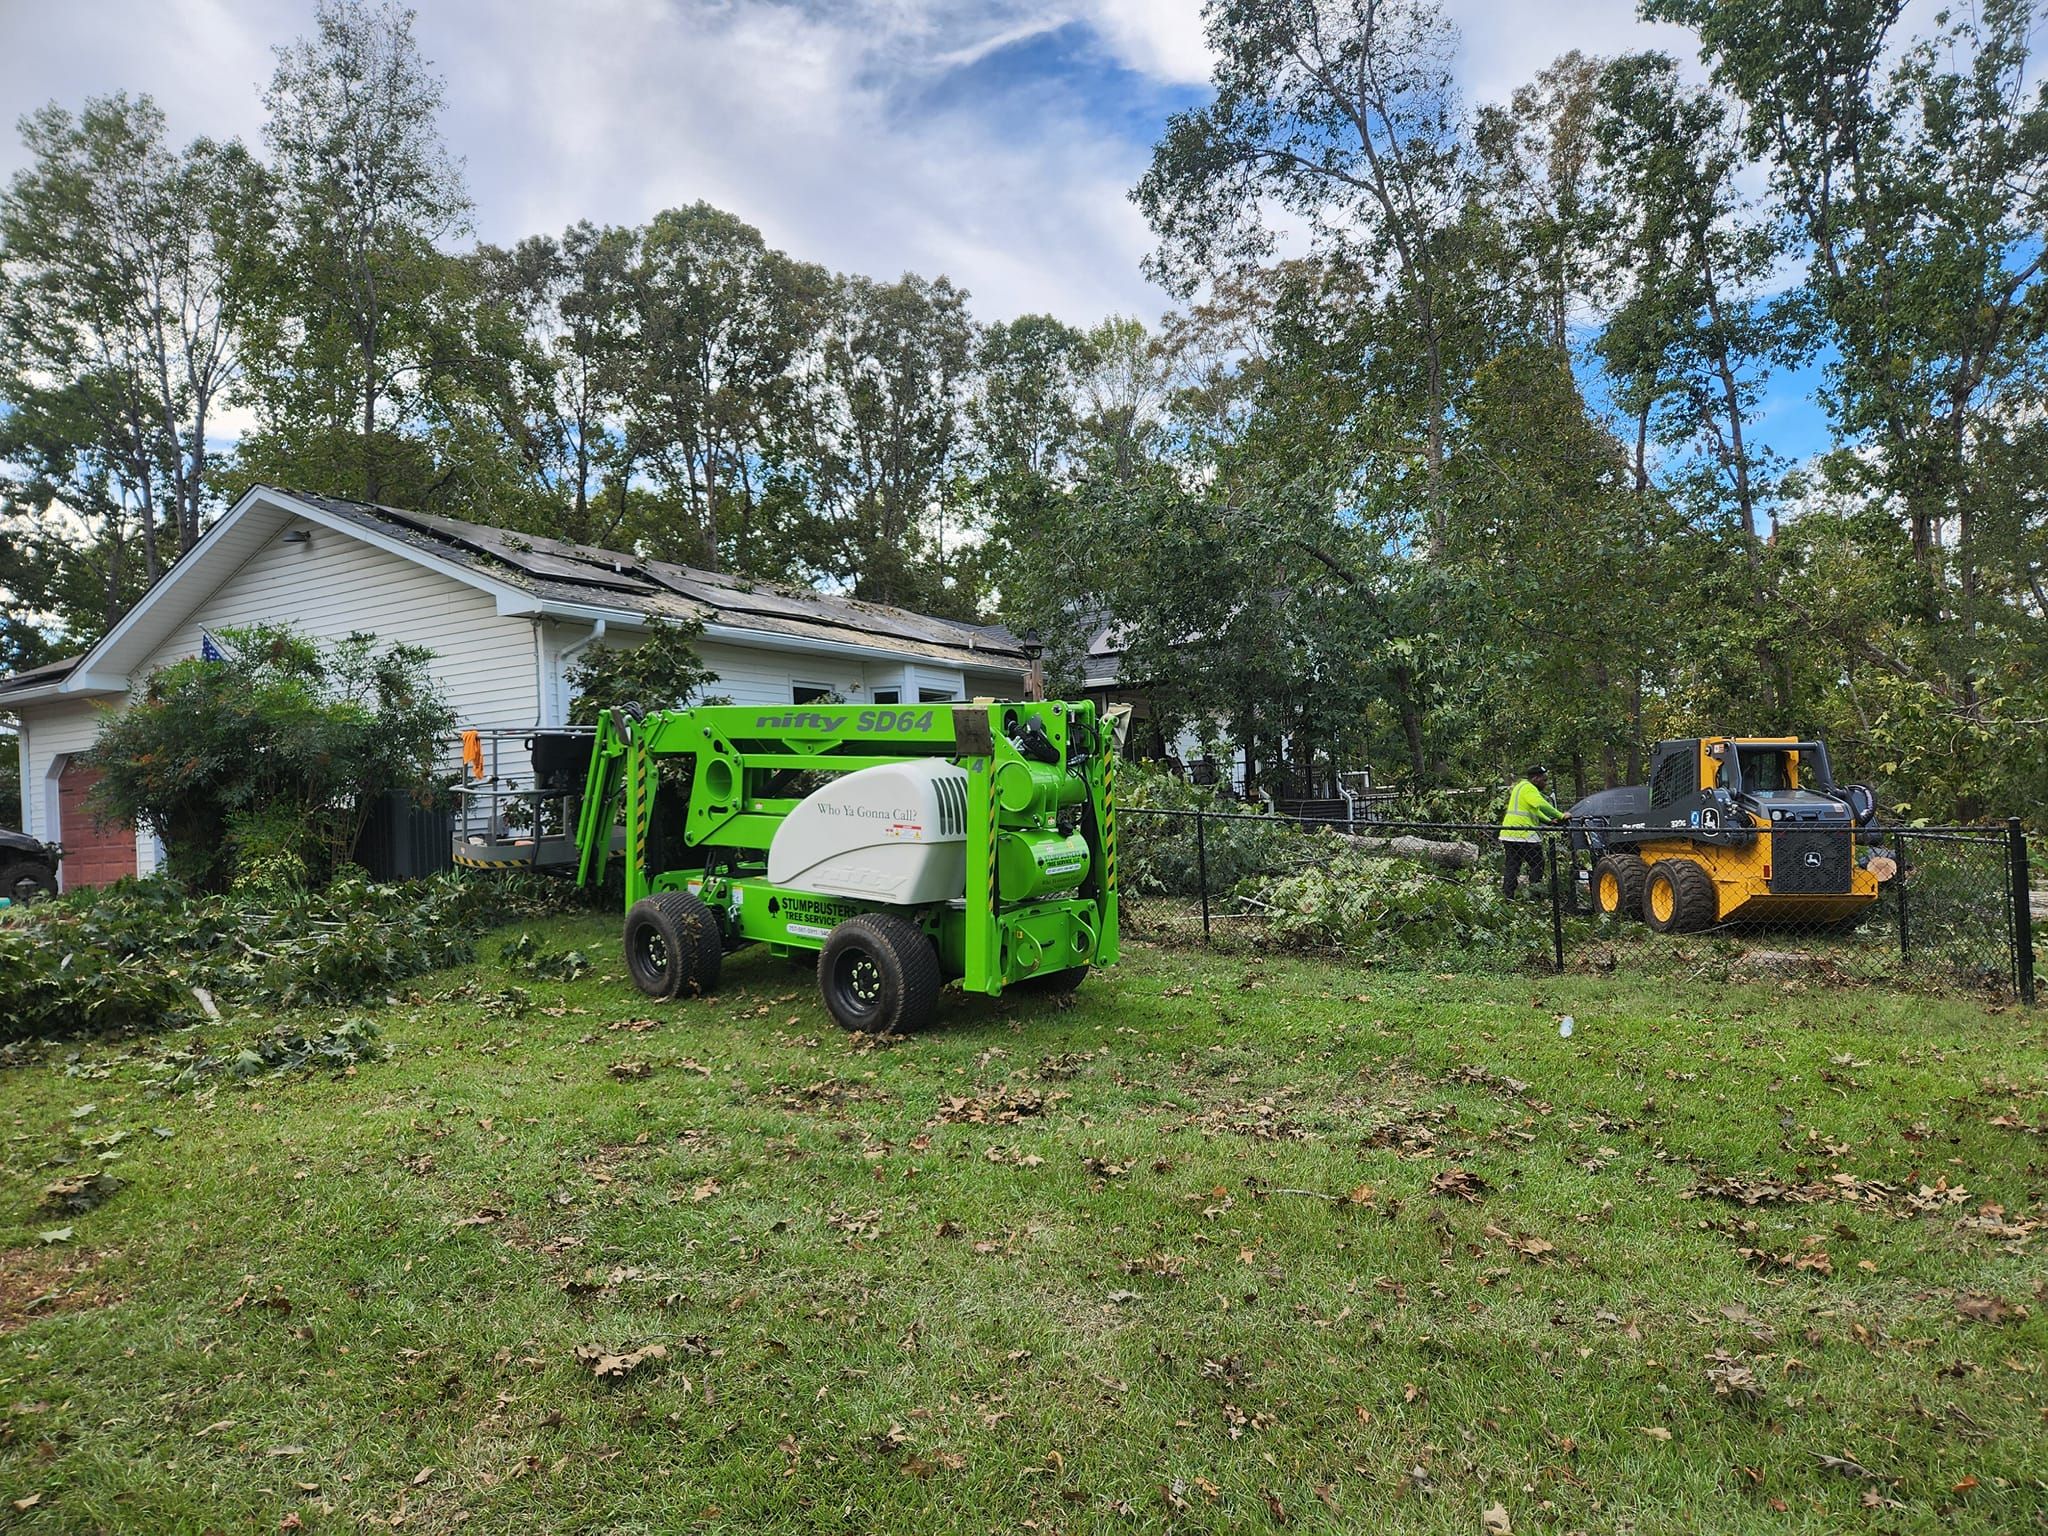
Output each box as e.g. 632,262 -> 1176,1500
819,913 -> 942,1034
623,892 -> 723,1000
1642,859 -> 1717,934
1016,964 -> 1089,996
1590,853 -> 1648,920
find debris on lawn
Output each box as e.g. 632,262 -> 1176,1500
1954,1292 -> 2028,1325
1427,1167 -> 1489,1202
1704,1349 -> 1765,1403
499,933 -> 592,981
930,1085 -> 1064,1126
151,1016 -> 386,1089
573,1342 -> 671,1382
42,1171 -> 124,1215
1,872 -> 571,1042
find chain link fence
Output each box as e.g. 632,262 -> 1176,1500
1115,805 -> 2038,1003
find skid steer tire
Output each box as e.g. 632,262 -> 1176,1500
1642,859 -> 1717,934
1590,854 -> 1648,920
623,892 -> 722,1001
819,914 -> 941,1035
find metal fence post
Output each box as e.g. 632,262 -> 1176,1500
1897,829 -> 1912,963
2009,817 -> 2036,1005
1546,834 -> 1565,973
1195,806 -> 1211,944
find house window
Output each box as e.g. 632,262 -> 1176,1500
918,686 -> 958,703
871,688 -> 900,704
792,682 -> 837,704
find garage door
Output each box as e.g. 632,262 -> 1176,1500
55,757 -> 136,889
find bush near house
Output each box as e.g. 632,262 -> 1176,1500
85,625 -> 453,893
565,615 -> 721,725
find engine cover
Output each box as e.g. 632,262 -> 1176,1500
767,761 -> 970,905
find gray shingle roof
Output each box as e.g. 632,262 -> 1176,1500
287,492 -> 1027,672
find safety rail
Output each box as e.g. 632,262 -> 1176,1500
448,726 -> 601,871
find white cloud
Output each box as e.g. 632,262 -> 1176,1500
1080,0 -> 1213,84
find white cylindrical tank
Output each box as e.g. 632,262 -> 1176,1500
766,760 -> 970,905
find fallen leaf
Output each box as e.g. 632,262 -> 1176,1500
1428,1168 -> 1489,1202
37,1227 -> 73,1245
41,1171 -> 123,1215
1482,1502 -> 1513,1534
1956,1293 -> 2026,1326
1636,1426 -> 1672,1441
573,1343 -> 670,1381
12,1493 -> 41,1513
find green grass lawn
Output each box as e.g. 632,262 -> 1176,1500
4,913 -> 2045,1534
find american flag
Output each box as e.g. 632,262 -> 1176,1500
199,630 -> 225,663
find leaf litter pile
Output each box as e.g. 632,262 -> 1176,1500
1,914 -> 2044,1533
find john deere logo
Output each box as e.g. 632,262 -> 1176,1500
1803,851 -> 1822,868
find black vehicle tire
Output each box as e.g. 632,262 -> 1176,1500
819,914 -> 941,1034
0,862 -> 56,905
622,892 -> 723,1001
1016,964 -> 1089,995
1590,854 -> 1648,920
1642,858 -> 1717,934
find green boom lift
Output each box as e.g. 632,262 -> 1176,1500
573,700 -> 1118,1032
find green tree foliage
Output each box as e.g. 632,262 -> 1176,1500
5,0 -> 2046,828
564,617 -> 722,725
1137,0 -> 1477,540
84,625 -> 452,893
0,93 -> 265,640
0,731 -> 21,828
1645,0 -> 2048,816
236,0 -> 475,508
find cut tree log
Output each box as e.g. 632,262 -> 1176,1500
1330,832 -> 1481,870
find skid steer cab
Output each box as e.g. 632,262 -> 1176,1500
574,700 -> 1118,1032
1568,736 -> 1890,933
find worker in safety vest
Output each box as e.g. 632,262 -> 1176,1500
1499,765 -> 1567,900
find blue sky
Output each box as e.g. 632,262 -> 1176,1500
0,0 -> 1833,464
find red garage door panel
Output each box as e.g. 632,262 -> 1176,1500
56,758 -> 136,889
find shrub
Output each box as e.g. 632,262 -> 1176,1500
1114,761 -> 1309,895
566,615 -> 721,724
85,625 -> 453,892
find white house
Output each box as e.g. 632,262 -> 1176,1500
0,485 -> 1028,888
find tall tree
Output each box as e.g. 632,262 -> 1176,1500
804,273 -> 976,610
248,0 -> 469,505
1472,51 -> 1604,354
475,221 -> 640,544
0,94 -> 263,628
1648,0 -> 2048,801
1136,0 -> 1473,542
626,203 -> 828,574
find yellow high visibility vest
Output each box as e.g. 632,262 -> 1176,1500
1500,778 -> 1561,842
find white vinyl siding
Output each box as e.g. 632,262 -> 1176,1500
138,519 -> 541,734
19,700 -> 104,844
